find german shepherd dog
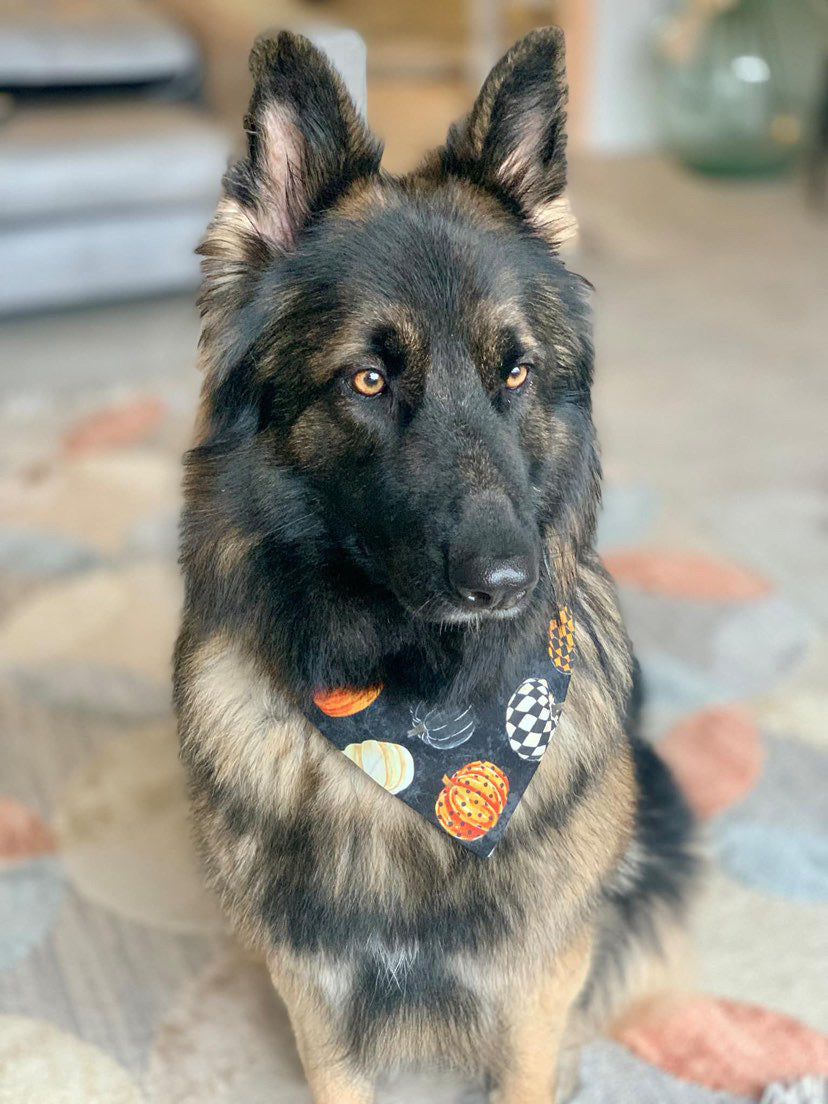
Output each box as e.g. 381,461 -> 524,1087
175,28 -> 697,1103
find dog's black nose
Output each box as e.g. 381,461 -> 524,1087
450,553 -> 538,611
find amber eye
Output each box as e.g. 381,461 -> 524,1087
505,364 -> 530,390
350,369 -> 387,397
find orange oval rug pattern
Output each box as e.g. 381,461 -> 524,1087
0,799 -> 56,860
657,706 -> 764,819
604,550 -> 770,602
63,397 -> 166,456
617,996 -> 828,1098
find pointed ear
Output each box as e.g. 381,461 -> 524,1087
197,32 -> 382,380
441,28 -> 575,246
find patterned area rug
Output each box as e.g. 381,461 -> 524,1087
0,388 -> 826,1103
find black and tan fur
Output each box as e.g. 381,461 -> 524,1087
175,28 -> 697,1102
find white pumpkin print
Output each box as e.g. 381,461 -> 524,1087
505,677 -> 560,761
342,740 -> 414,794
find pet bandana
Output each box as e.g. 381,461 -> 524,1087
308,608 -> 575,857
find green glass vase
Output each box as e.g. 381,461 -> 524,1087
654,0 -> 828,176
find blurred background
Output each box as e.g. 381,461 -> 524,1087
1,1 -> 827,1102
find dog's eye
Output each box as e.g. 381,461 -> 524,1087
505,364 -> 530,391
350,369 -> 387,397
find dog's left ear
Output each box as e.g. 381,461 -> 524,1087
227,32 -> 382,252
441,28 -> 575,246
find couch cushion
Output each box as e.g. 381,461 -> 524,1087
0,102 -> 228,221
0,0 -> 197,87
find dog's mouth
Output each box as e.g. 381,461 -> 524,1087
438,601 -> 530,624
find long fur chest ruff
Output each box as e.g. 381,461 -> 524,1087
175,568 -> 639,1066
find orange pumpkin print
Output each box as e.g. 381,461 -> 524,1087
435,761 -> 510,842
313,686 -> 383,717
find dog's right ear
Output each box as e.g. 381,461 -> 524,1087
198,32 -> 382,385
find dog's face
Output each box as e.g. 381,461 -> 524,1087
192,30 -> 597,662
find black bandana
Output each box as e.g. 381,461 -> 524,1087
309,608 -> 575,857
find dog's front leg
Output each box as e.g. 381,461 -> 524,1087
491,931 -> 593,1104
269,960 -> 375,1104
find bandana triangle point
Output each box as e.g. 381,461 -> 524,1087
309,609 -> 574,856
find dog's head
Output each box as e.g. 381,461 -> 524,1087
188,30 -> 598,685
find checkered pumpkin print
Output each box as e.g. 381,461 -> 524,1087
548,607 -> 575,672
505,677 -> 561,761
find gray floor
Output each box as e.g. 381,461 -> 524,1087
0,293 -> 200,399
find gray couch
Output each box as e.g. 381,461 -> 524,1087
0,0 -> 366,314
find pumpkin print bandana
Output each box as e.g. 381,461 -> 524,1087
308,609 -> 575,858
